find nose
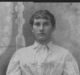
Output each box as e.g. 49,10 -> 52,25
39,24 -> 44,31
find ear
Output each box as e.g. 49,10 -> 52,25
32,29 -> 34,32
31,25 -> 33,32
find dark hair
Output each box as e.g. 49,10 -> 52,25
29,10 -> 56,28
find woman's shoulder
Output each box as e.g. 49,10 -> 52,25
51,44 -> 72,58
12,45 -> 34,58
16,45 -> 34,55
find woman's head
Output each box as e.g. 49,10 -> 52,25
29,10 -> 56,43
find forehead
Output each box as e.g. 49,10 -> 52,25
34,18 -> 50,23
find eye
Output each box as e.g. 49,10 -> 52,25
43,22 -> 49,26
34,22 -> 40,26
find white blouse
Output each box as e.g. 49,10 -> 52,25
6,41 -> 79,75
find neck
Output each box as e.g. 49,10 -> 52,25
36,38 -> 51,45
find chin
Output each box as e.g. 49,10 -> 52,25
38,37 -> 47,41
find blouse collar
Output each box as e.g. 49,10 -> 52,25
33,40 -> 54,50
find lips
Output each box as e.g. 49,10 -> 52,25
37,33 -> 46,37
38,32 -> 45,35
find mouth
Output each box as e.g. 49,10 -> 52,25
38,33 -> 46,38
38,32 -> 45,35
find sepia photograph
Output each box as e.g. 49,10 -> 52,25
0,2 -> 80,75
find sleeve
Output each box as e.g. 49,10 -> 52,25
6,51 -> 22,75
63,53 -> 80,75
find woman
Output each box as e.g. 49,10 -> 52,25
6,10 -> 79,75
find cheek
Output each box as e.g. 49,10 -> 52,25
32,26 -> 39,34
45,26 -> 52,33
33,26 -> 37,32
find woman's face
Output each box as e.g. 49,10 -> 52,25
32,18 -> 53,42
